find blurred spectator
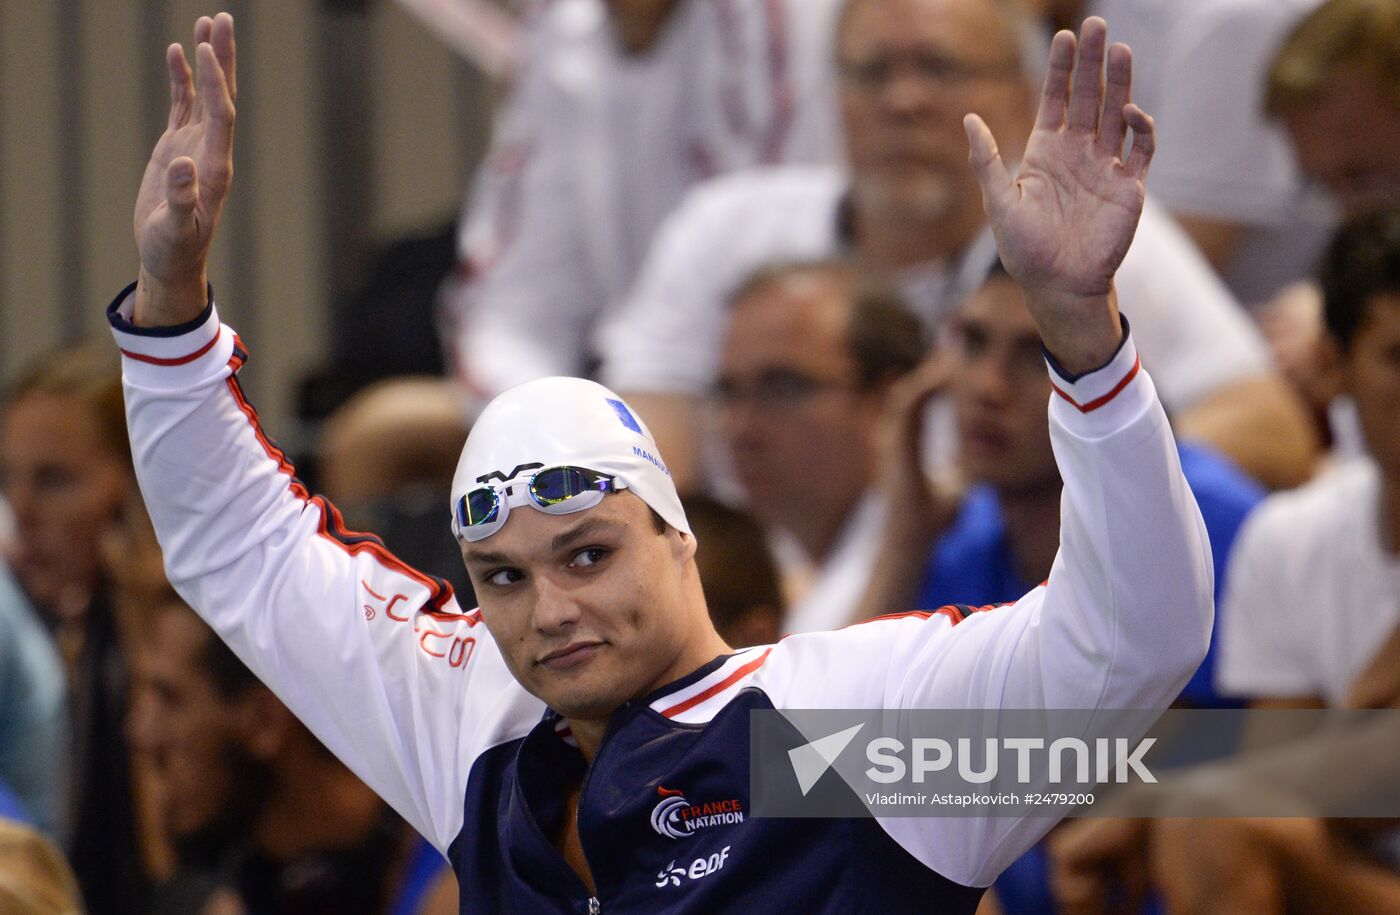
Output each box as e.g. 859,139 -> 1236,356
1268,0 -> 1400,223
859,266 -> 1265,703
89,487 -> 184,890
1052,210 -> 1400,915
0,818 -> 85,915
0,560 -> 69,837
1255,280 -> 1359,456
300,224 -> 456,425
1088,0 -> 1400,456
128,597 -> 457,915
1218,210 -> 1400,709
0,347 -> 144,914
446,0 -> 845,396
854,267 -> 1266,914
1,348 -> 130,625
599,0 -> 1318,491
1218,210 -> 1400,713
1258,0 -> 1400,460
716,261 -> 923,633
318,377 -> 474,605
1089,0 -> 1332,307
681,495 -> 784,648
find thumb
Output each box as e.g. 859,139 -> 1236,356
964,113 -> 1013,217
164,156 -> 200,223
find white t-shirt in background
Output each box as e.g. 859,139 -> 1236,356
775,491 -> 887,636
447,0 -> 844,395
1090,0 -> 1334,307
598,165 -> 1274,416
1218,460 -> 1400,704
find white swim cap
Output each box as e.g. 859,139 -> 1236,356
450,377 -> 690,540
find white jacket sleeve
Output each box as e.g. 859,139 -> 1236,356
758,327 -> 1214,885
108,287 -> 543,854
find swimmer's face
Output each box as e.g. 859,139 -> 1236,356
460,491 -> 700,721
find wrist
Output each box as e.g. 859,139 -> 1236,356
1027,289 -> 1123,376
135,267 -> 209,328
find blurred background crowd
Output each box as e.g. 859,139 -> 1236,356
1,0 -> 1399,912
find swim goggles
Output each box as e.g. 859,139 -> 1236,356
453,465 -> 628,542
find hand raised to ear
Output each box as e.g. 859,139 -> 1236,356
875,353 -> 961,545
133,12 -> 237,327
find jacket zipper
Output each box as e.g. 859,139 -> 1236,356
577,703 -> 634,915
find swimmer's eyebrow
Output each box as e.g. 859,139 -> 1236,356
460,547 -> 513,566
551,517 -> 627,554
459,517 -> 628,566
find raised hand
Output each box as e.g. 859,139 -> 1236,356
133,13 -> 237,327
963,18 -> 1152,374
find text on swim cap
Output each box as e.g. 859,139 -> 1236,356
633,445 -> 671,477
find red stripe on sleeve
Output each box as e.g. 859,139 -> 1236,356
120,327 -> 222,366
854,609 -> 938,627
1049,355 -> 1142,414
223,341 -> 458,613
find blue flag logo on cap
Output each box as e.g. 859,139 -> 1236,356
608,398 -> 643,434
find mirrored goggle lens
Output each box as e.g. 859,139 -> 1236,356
530,467 -> 606,506
458,488 -> 501,528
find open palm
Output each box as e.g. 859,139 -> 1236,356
964,18 -> 1153,370
133,14 -> 236,311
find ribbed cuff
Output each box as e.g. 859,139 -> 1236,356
106,282 -> 236,388
1046,322 -> 1153,436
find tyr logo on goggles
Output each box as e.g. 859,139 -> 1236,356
453,465 -> 629,543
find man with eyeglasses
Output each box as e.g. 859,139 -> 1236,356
113,11 -> 1210,912
713,261 -> 924,634
597,0 -> 1318,491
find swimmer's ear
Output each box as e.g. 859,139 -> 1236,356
672,528 -> 698,566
